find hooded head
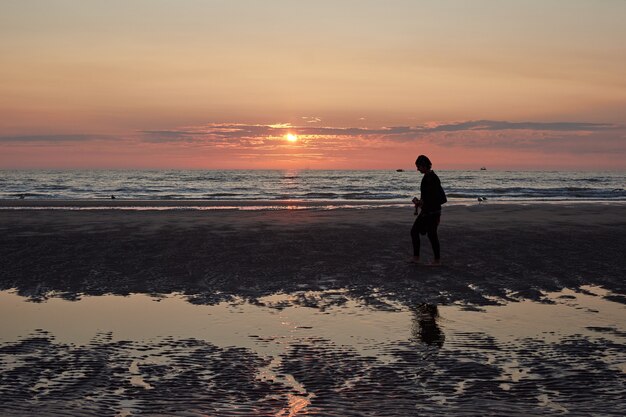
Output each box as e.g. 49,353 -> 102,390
415,155 -> 432,170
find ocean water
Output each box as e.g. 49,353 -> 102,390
0,169 -> 624,204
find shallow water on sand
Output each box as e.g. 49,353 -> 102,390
0,286 -> 624,416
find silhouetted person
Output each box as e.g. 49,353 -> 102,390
411,303 -> 444,348
410,155 -> 444,266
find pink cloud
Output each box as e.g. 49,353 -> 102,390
1,120 -> 624,169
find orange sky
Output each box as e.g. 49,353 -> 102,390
1,1 -> 625,169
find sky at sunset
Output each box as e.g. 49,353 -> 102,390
1,0 -> 625,170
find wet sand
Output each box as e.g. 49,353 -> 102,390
0,203 -> 625,415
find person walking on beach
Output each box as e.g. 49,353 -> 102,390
410,155 -> 444,266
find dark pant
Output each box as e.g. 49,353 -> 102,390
411,214 -> 441,260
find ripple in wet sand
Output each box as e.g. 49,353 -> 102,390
0,286 -> 624,416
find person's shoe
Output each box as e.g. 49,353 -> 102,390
424,260 -> 442,267
407,256 -> 421,264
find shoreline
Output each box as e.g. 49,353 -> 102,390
2,198 -> 626,210
0,199 -> 406,209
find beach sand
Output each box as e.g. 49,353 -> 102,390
0,203 -> 625,415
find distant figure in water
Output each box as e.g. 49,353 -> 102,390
410,155 -> 444,266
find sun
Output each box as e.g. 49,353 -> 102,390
286,133 -> 298,143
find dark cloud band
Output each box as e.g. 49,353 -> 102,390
0,134 -> 113,143
139,120 -> 618,144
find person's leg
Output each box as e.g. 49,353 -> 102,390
427,215 -> 441,262
410,218 -> 421,261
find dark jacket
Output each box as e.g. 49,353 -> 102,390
420,171 -> 442,214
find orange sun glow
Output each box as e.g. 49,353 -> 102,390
286,133 -> 298,143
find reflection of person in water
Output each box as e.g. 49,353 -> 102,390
411,304 -> 445,348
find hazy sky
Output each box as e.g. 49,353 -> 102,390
1,0 -> 625,169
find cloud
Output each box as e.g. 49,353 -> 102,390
136,120 -> 625,163
3,120 -> 617,150
141,124 -> 279,145
135,120 -> 623,160
426,120 -> 616,132
3,121 -> 623,169
140,120 -> 618,144
139,124 -> 420,145
0,134 -> 113,143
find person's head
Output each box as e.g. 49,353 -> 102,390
415,155 -> 432,173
